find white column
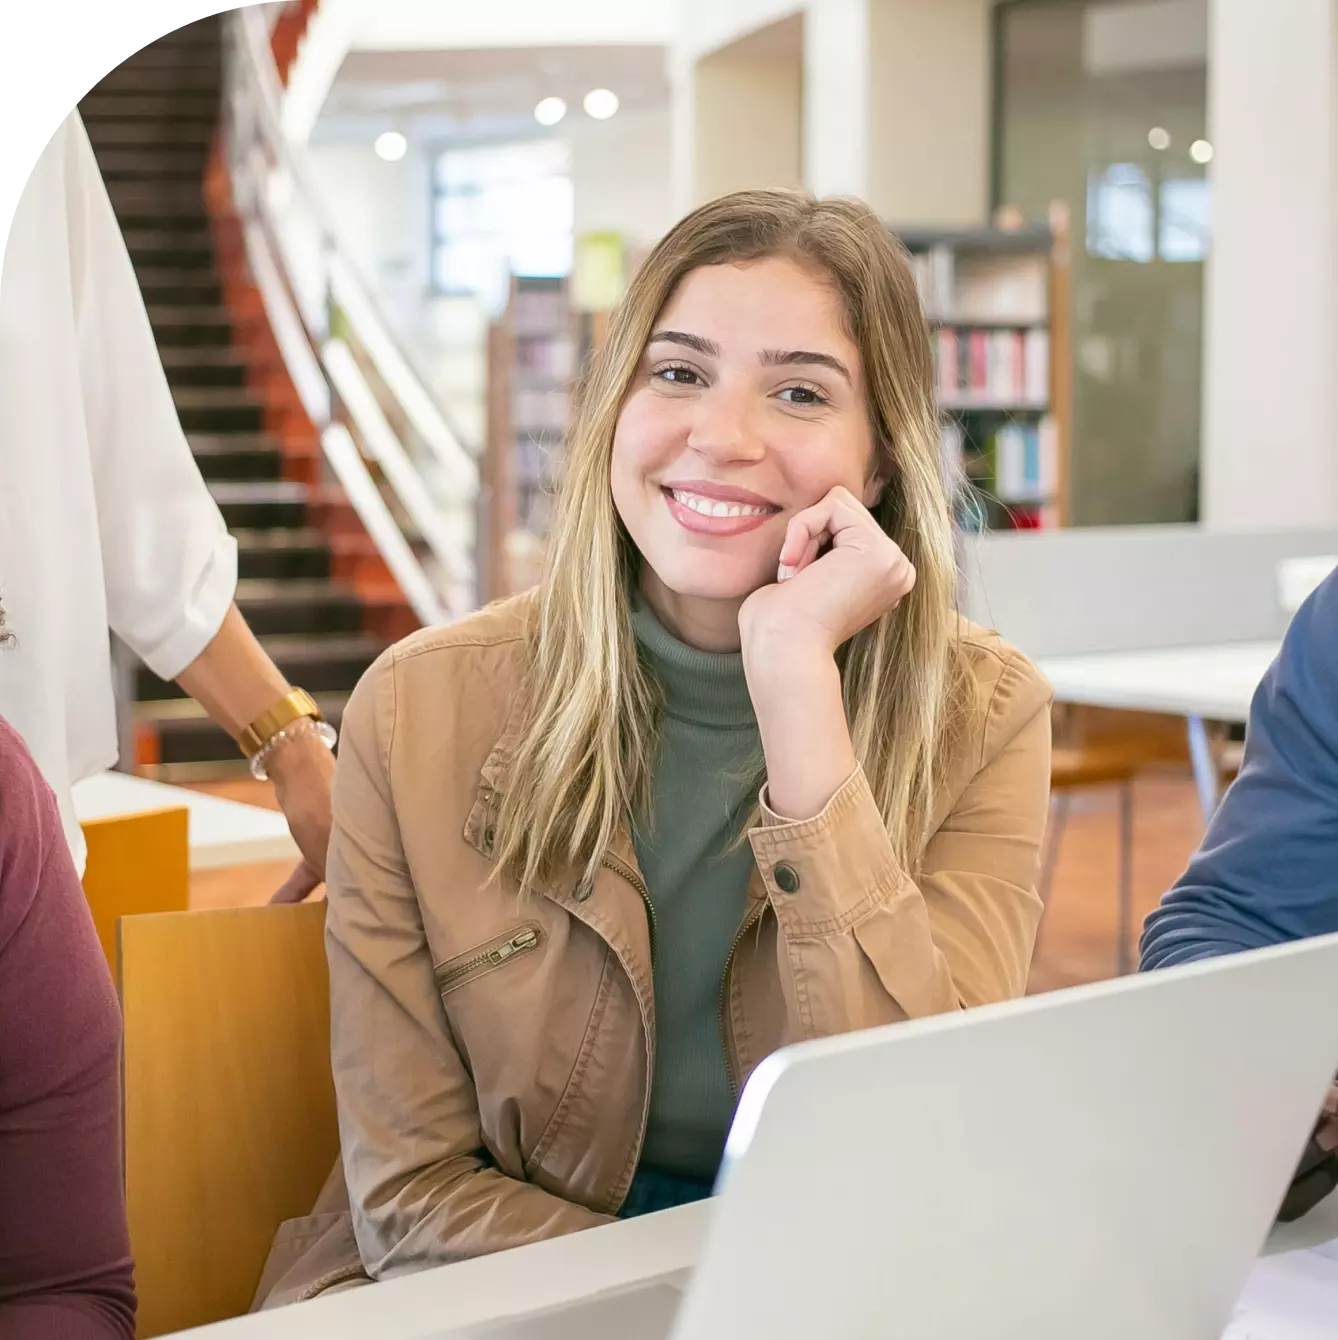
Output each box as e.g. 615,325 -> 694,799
1201,0 -> 1338,528
803,0 -> 871,199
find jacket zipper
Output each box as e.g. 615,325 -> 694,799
434,925 -> 541,992
600,850 -> 658,965
717,903 -> 765,1101
596,848 -> 659,1211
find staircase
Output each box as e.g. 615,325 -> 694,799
80,14 -> 398,776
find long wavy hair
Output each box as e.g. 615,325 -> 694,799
493,188 -> 972,897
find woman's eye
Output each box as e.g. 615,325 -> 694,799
778,384 -> 828,407
652,364 -> 700,387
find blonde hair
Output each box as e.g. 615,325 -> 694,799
494,188 -> 972,896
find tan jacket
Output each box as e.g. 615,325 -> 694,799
256,593 -> 1052,1308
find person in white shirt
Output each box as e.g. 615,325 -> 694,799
0,111 -> 332,902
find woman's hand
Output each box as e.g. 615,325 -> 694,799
738,485 -> 915,662
266,729 -> 336,903
738,486 -> 914,821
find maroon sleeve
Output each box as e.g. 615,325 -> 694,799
0,717 -> 136,1340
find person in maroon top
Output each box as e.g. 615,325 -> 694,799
0,713 -> 135,1339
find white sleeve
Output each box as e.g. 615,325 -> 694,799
63,112 -> 237,682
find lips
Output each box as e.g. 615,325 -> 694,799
661,479 -> 779,509
660,484 -> 780,537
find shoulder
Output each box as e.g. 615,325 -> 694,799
0,716 -> 62,949
955,617 -> 1053,768
341,592 -> 534,764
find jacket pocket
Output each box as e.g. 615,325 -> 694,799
434,922 -> 543,996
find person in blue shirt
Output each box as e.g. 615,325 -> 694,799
1141,567 -> 1338,1216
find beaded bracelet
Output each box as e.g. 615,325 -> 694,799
249,714 -> 338,782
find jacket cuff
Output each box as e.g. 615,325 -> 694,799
749,764 -> 910,937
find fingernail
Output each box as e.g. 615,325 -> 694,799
778,564 -> 796,582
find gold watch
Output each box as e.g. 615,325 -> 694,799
239,688 -> 325,759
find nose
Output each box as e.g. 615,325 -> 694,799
685,382 -> 764,465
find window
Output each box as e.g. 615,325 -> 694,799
431,140 -> 574,311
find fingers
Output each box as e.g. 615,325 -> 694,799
777,486 -> 867,577
270,860 -> 321,904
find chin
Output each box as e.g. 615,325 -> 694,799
649,550 -> 771,603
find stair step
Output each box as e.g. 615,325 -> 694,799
123,228 -> 214,267
95,148 -> 210,180
106,185 -> 209,226
235,579 -> 365,636
148,305 -> 233,346
120,43 -> 221,71
79,93 -> 220,124
84,119 -> 216,150
161,346 -> 247,388
135,267 -> 223,306
192,438 -> 282,482
173,387 -> 265,434
136,634 -> 386,703
94,66 -> 222,95
137,692 -> 350,767
235,527 -> 333,581
210,479 -> 309,529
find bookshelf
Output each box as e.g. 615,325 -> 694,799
898,206 -> 1072,531
482,276 -> 576,597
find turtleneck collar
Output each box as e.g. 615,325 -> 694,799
630,591 -> 756,730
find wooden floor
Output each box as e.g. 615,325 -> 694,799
185,769 -> 1208,994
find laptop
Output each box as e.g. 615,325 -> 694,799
449,933 -> 1338,1340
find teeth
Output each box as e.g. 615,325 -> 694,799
671,490 -> 771,518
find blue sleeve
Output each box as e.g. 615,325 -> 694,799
1140,570 -> 1338,970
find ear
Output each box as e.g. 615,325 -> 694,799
862,474 -> 887,510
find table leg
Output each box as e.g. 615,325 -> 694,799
1186,714 -> 1220,824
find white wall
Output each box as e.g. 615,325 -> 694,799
674,0 -> 990,224
675,0 -> 805,63
345,0 -> 674,49
568,108 -> 677,245
866,0 -> 991,226
1201,0 -> 1338,528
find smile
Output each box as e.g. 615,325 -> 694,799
660,485 -> 780,537
668,489 -> 774,518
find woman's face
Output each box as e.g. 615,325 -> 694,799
610,256 -> 881,647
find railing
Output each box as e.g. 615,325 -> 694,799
220,4 -> 478,625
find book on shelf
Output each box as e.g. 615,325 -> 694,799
934,327 -> 1048,407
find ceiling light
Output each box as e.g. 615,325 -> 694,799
1147,126 -> 1170,151
1190,139 -> 1214,164
534,96 -> 567,127
583,88 -> 619,120
374,131 -> 407,162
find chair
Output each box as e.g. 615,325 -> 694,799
117,903 -> 339,1338
81,806 -> 190,968
1038,706 -> 1186,976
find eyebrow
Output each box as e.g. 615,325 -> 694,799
648,330 -> 852,385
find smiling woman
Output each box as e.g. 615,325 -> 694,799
255,188 -> 1054,1308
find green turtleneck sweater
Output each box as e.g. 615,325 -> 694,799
630,597 -> 762,1182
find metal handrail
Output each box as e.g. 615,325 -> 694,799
221,5 -> 477,621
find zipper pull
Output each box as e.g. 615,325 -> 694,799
490,927 -> 539,964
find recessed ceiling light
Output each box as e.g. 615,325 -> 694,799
535,96 -> 567,127
583,88 -> 619,120
1190,139 -> 1214,164
1147,126 -> 1171,151
374,131 -> 407,162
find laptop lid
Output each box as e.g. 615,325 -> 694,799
670,934 -> 1338,1340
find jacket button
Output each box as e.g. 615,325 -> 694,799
573,878 -> 594,903
483,825 -> 496,852
773,863 -> 800,894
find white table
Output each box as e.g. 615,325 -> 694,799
170,1192 -> 1338,1339
72,771 -> 298,871
1038,640 -> 1281,821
